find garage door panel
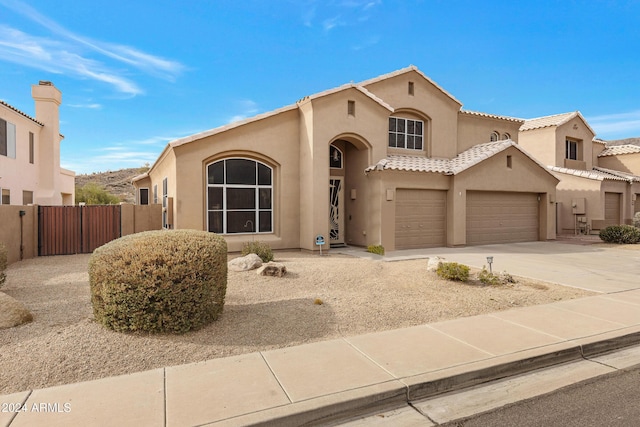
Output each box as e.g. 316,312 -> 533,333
396,190 -> 446,249
467,192 -> 539,245
604,192 -> 621,227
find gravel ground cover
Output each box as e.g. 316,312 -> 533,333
0,251 -> 594,395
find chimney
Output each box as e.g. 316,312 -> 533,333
31,81 -> 62,204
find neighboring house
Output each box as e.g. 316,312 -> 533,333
518,112 -> 640,234
133,66 -> 558,252
0,81 -> 75,206
598,143 -> 640,215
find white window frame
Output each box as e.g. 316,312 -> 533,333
388,117 -> 424,150
206,158 -> 273,235
1,188 -> 10,205
0,120 -> 16,159
566,139 -> 579,160
153,184 -> 158,204
490,131 -> 500,142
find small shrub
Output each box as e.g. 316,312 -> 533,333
367,245 -> 385,255
241,241 -> 274,263
0,242 -> 7,288
477,266 -> 500,286
436,262 -> 470,282
314,298 -> 323,305
599,225 -> 640,244
89,230 -> 227,334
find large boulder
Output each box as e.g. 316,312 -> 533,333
0,292 -> 33,329
256,262 -> 287,277
426,256 -> 445,272
228,253 -> 263,272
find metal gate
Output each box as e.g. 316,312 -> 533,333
38,205 -> 121,255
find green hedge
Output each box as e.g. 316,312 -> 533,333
599,225 -> 640,244
0,242 -> 7,288
89,230 -> 227,334
366,245 -> 385,255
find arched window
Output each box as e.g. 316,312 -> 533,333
503,133 -> 511,140
490,131 -> 500,142
330,144 -> 343,169
206,158 -> 273,234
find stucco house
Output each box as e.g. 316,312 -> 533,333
133,66 -> 558,252
518,112 -> 640,234
0,81 -> 75,206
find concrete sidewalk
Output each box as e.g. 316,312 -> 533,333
3,289 -> 640,426
3,241 -> 640,426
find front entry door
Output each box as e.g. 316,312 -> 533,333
329,178 -> 345,246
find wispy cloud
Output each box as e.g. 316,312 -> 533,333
0,0 -> 185,95
351,35 -> 381,50
587,110 -> 640,138
228,99 -> 260,123
67,103 -> 102,109
302,0 -> 382,32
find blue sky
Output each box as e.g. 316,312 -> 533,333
1,0 -> 640,174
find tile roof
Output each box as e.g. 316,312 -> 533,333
0,99 -> 43,126
547,166 -> 640,182
365,140 -> 554,177
459,109 -> 524,123
520,111 -> 596,137
593,167 -> 640,182
598,144 -> 640,157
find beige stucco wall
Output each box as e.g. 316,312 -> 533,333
556,117 -> 596,170
453,146 -> 558,244
598,153 -> 640,176
0,106 -> 42,205
363,70 -> 460,159
457,114 -> 522,153
0,205 -> 38,265
518,127 -> 558,167
0,83 -> 75,206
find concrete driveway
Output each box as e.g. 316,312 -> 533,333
378,241 -> 640,294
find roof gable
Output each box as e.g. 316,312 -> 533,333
520,111 -> 596,136
359,65 -> 463,107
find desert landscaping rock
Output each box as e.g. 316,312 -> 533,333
426,256 -> 445,272
0,292 -> 33,329
228,253 -> 262,271
0,251 -> 594,395
256,262 -> 287,277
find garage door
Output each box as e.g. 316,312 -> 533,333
604,192 -> 621,227
466,191 -> 539,245
395,189 -> 446,249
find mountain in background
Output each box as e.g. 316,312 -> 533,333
75,167 -> 147,204
605,137 -> 640,147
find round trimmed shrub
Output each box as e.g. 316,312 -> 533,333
599,225 -> 640,244
89,230 -> 227,334
0,241 -> 7,288
241,241 -> 274,262
436,262 -> 470,282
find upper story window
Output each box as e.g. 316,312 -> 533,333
29,132 -> 34,164
503,133 -> 511,140
162,178 -> 168,228
490,131 -> 500,142
566,139 -> 579,160
153,184 -> 158,204
389,117 -> 423,150
207,158 -> 273,234
0,118 -> 16,158
1,188 -> 10,205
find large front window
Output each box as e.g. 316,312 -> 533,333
389,117 -> 423,150
207,158 -> 273,234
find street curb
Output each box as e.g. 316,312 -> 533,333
219,332 -> 640,426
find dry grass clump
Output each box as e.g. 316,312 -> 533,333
89,230 -> 227,334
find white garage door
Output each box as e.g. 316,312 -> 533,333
466,191 -> 539,245
395,189 -> 446,249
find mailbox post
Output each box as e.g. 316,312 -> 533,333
315,234 -> 326,256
